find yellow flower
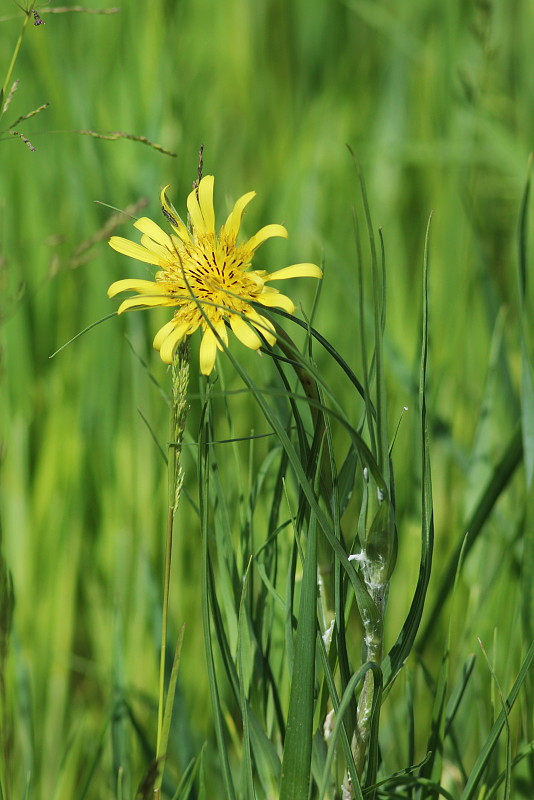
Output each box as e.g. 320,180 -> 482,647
107,175 -> 322,375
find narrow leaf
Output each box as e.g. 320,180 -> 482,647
280,521 -> 317,800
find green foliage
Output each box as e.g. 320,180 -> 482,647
1,2 -> 533,798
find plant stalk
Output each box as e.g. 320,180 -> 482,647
0,9 -> 31,121
155,341 -> 190,789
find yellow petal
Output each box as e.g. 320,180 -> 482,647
187,175 -> 215,235
222,190 -> 256,243
244,224 -> 288,253
230,315 -> 262,350
108,279 -> 158,298
199,327 -> 218,375
213,319 -> 229,349
159,320 -> 192,363
256,290 -> 295,313
186,189 -> 203,233
109,236 -> 164,266
160,185 -> 191,243
248,312 -> 277,346
245,271 -> 266,290
246,305 -> 275,332
138,233 -> 182,264
265,263 -> 323,281
117,295 -> 177,314
134,217 -> 173,247
153,319 -> 179,350
198,175 -> 215,232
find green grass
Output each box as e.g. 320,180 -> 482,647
1,2 -> 533,798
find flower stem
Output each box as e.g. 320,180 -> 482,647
155,342 -> 190,777
156,504 -> 175,758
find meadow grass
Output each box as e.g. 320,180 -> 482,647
0,2 -> 533,798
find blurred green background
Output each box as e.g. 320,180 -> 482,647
1,0 -> 532,797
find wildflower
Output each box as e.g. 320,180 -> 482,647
107,175 -> 322,374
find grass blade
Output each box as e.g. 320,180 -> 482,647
517,157 -> 534,488
111,617 -> 131,800
279,519 -> 317,800
382,213 -> 434,688
318,663 -> 382,800
418,425 -> 522,650
171,747 -> 205,800
460,641 -> 534,800
154,625 -> 186,794
237,563 -> 255,800
199,400 -> 236,800
520,348 -> 534,489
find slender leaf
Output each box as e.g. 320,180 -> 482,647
418,425 -> 522,650
521,348 -> 534,489
111,616 -> 131,800
460,641 -> 534,800
444,654 -> 476,738
171,747 -> 205,800
154,626 -> 186,793
280,519 -> 317,800
517,158 -> 534,487
318,662 -> 382,800
382,213 -> 434,688
316,632 -> 359,794
237,562 -> 255,800
199,401 -> 236,800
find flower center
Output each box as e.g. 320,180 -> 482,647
156,234 -> 261,317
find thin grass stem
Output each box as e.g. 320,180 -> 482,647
0,8 -> 31,120
154,342 -> 190,795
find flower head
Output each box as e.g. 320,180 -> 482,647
107,175 -> 322,374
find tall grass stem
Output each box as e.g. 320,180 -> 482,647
155,342 -> 190,776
